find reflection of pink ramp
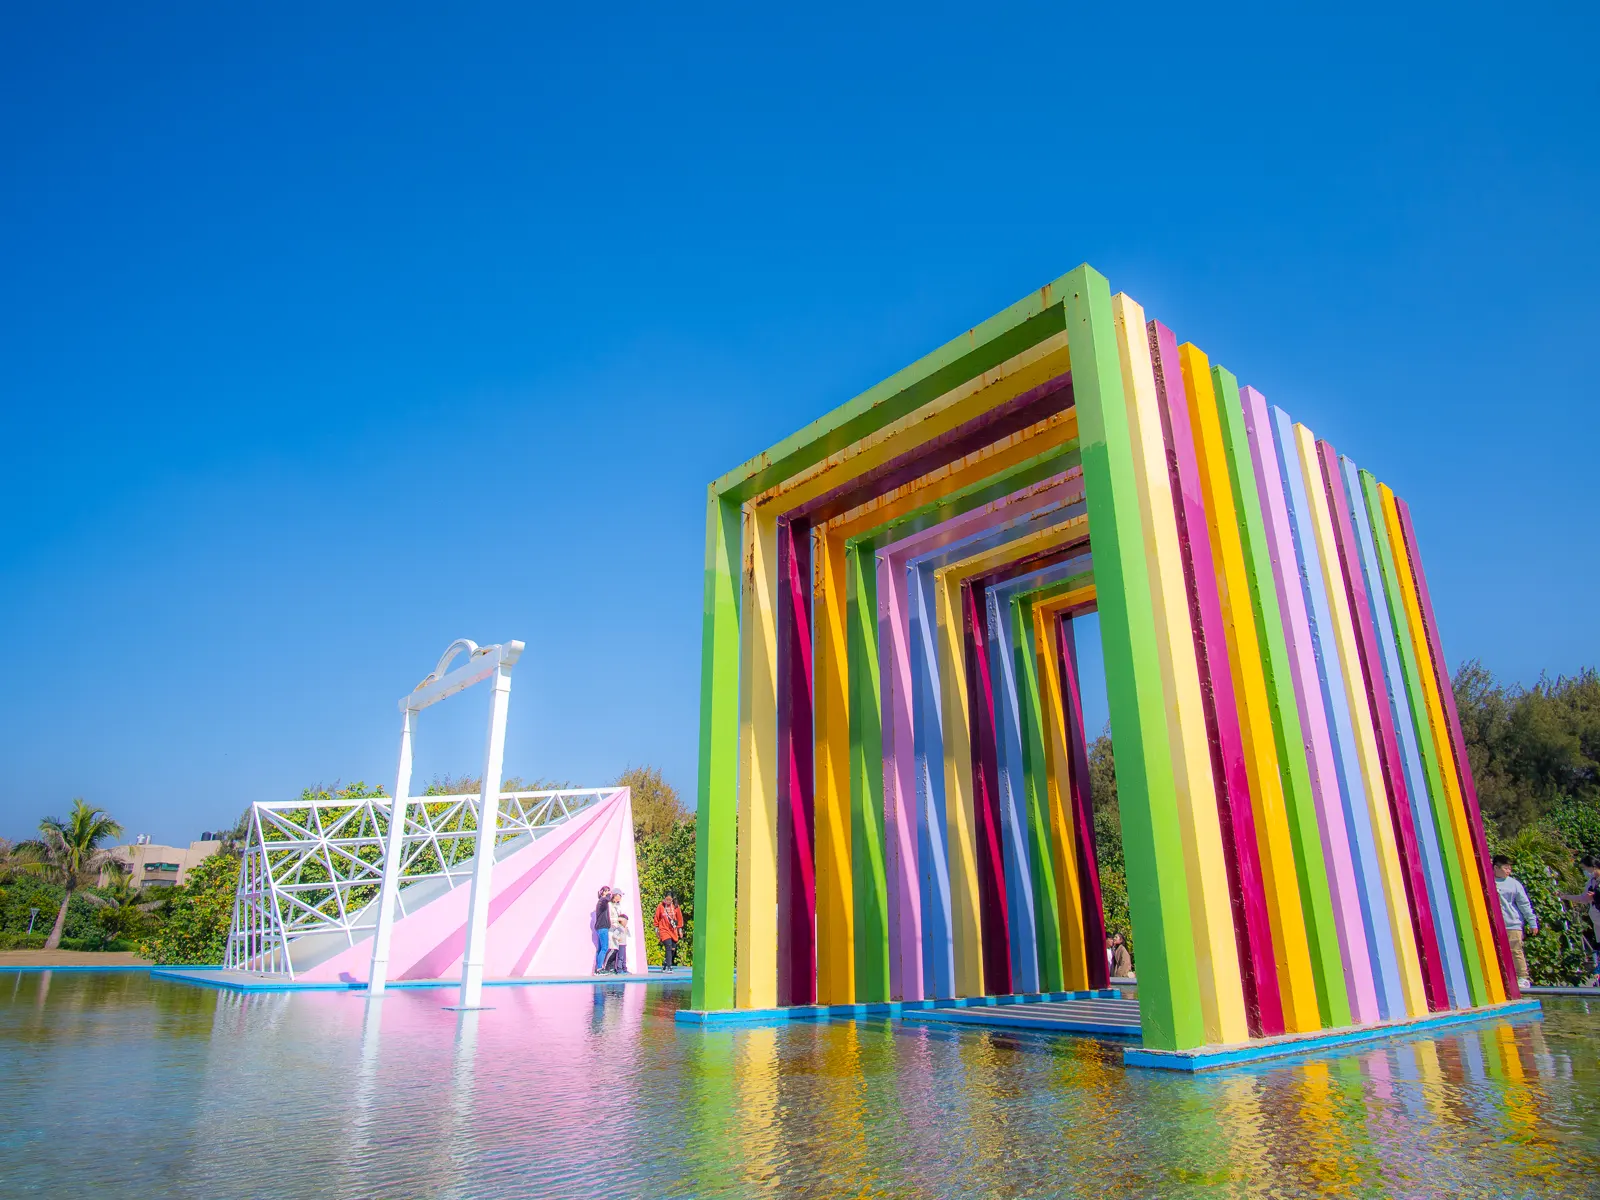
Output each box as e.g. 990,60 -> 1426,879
301,789 -> 645,984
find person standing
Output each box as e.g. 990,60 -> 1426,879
609,912 -> 632,974
1108,932 -> 1133,979
593,885 -> 613,975
1559,857 -> 1600,986
654,892 -> 684,970
1492,855 -> 1539,988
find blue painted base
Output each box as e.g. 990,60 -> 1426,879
1125,999 -> 1544,1073
901,1007 -> 1139,1037
674,989 -> 1121,1028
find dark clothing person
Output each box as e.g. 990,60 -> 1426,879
594,892 -> 613,974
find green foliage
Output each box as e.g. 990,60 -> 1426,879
636,818 -> 695,967
18,799 -> 124,949
90,874 -> 159,944
1455,661 -> 1600,832
137,852 -> 241,965
60,935 -> 137,952
0,932 -> 47,951
1455,661 -> 1600,985
423,774 -> 572,796
1549,794 -> 1600,866
1484,822 -> 1591,985
0,874 -> 66,936
620,765 -> 690,840
1087,729 -> 1131,956
257,782 -> 390,923
0,872 -> 146,948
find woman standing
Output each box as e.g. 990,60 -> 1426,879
593,886 -> 613,975
654,892 -> 684,969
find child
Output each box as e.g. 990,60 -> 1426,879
608,912 -> 632,975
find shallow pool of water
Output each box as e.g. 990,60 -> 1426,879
4,971 -> 1598,1198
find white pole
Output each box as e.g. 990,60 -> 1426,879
367,707 -> 415,997
457,664 -> 513,1009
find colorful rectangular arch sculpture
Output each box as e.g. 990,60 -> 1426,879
688,265 -> 1520,1054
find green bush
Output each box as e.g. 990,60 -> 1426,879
0,876 -> 66,936
636,818 -> 695,967
1485,822 -> 1592,985
62,891 -> 115,943
1087,731 -> 1133,958
0,874 -> 140,949
1550,795 -> 1600,866
1454,663 -> 1600,833
0,932 -> 47,951
58,934 -> 135,953
137,852 -> 241,965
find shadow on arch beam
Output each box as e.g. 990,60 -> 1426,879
687,263 -> 1519,1054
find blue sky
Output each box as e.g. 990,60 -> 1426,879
2,3 -> 1594,843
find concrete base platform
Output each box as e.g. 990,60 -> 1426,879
674,989 -> 1121,1028
151,966 -> 694,993
901,996 -> 1140,1037
1125,998 -> 1543,1072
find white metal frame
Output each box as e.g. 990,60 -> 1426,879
223,785 -> 614,980
374,638 -> 521,1008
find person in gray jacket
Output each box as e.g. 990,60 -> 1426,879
1493,855 -> 1538,988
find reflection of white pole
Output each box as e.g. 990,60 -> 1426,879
457,663 -> 513,1009
451,1008 -> 480,1132
368,708 -> 415,997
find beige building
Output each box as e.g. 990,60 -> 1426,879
107,838 -> 224,888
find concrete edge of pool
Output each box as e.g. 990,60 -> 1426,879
145,966 -> 695,992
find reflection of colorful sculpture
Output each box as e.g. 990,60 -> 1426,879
689,265 -> 1521,1054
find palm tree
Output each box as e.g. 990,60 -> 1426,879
87,862 -> 159,943
18,800 -> 124,950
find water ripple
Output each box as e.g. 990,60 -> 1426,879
3,973 -> 1597,1199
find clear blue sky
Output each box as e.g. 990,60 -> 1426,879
2,3 -> 1594,844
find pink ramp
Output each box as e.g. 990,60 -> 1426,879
301,789 -> 647,984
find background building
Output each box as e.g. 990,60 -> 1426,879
107,837 -> 224,888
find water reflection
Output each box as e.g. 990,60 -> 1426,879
2,973 -> 1597,1199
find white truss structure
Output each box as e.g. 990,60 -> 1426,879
224,786 -> 618,979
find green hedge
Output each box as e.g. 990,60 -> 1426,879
137,852 -> 241,965
1486,818 -> 1594,985
636,819 -> 694,966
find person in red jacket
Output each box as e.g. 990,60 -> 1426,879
654,893 -> 684,970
